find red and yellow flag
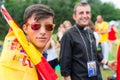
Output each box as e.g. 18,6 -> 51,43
0,4 -> 57,80
117,41 -> 120,80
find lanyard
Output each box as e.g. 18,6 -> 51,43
75,26 -> 94,61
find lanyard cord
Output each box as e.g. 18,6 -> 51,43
88,30 -> 94,60
75,26 -> 94,61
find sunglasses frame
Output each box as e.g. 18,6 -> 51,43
26,22 -> 55,31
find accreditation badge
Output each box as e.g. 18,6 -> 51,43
87,61 -> 97,77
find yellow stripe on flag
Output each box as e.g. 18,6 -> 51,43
9,20 -> 43,65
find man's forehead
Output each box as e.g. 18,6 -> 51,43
97,16 -> 102,20
76,6 -> 91,12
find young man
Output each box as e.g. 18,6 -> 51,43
0,4 -> 55,80
59,2 -> 116,80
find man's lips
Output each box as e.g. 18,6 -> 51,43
36,37 -> 47,40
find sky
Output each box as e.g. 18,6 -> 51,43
100,0 -> 120,9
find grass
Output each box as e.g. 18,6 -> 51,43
55,65 -> 115,80
55,67 -> 114,80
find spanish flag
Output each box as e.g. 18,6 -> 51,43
0,3 -> 57,80
117,40 -> 120,80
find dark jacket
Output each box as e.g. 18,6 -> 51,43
60,24 -> 103,80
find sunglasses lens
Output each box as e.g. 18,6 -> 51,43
45,24 -> 54,31
30,23 -> 54,31
31,24 -> 41,30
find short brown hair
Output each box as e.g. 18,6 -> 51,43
23,4 -> 55,23
73,2 -> 90,14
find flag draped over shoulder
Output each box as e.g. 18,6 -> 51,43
0,29 -> 40,80
0,4 -> 57,80
117,41 -> 120,80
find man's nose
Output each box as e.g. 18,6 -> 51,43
39,26 -> 46,34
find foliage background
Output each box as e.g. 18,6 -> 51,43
0,0 -> 120,40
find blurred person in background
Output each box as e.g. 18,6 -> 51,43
45,37 -> 59,70
88,20 -> 100,47
95,15 -> 109,69
63,20 -> 72,31
57,24 -> 65,43
108,20 -> 118,54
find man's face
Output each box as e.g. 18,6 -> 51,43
73,5 -> 91,27
96,16 -> 103,23
23,16 -> 54,51
64,23 -> 71,30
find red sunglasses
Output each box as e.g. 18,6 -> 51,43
26,23 -> 55,31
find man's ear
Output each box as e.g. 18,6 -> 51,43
72,14 -> 76,21
22,24 -> 28,34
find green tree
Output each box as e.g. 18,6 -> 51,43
100,3 -> 120,21
0,0 -> 39,40
89,0 -> 120,22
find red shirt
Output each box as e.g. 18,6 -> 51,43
108,27 -> 117,41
